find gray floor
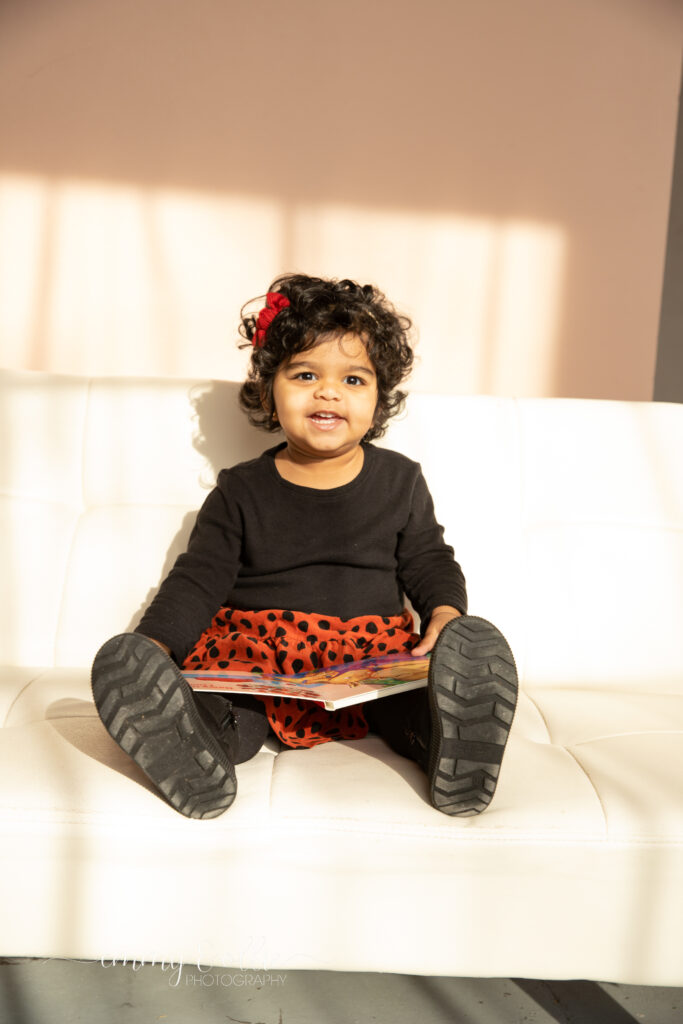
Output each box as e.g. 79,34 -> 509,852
0,959 -> 681,1024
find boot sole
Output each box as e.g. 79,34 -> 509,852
427,616 -> 518,816
91,633 -> 237,819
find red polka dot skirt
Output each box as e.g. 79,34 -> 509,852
183,607 -> 419,748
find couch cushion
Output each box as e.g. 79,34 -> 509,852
0,668 -> 681,981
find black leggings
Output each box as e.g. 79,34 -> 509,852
197,687 -> 431,772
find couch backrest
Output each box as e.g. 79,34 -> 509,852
2,370 -> 682,692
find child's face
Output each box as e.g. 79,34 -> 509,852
272,334 -> 378,462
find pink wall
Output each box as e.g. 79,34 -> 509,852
0,0 -> 681,397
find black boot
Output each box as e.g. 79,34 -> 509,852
193,691 -> 270,766
91,633 -> 237,819
427,615 -> 518,816
364,687 -> 432,773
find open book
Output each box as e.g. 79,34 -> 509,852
184,652 -> 430,710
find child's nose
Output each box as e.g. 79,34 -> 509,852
314,378 -> 340,400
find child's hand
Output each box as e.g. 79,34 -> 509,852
410,606 -> 462,656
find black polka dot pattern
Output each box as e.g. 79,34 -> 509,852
183,606 -> 418,749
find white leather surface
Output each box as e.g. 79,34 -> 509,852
1,369 -> 682,983
1,671 -> 681,980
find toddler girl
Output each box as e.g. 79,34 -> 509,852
92,274 -> 518,820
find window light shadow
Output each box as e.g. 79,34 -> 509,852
0,173 -> 566,398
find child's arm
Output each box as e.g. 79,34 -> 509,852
135,474 -> 242,664
395,468 -> 467,648
410,605 -> 462,656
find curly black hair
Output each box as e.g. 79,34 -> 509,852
238,273 -> 414,441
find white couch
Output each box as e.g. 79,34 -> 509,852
1,368 -> 682,985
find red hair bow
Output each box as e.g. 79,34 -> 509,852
253,292 -> 290,348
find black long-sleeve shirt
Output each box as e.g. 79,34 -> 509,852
136,442 -> 467,663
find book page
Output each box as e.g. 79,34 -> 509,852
184,652 -> 430,710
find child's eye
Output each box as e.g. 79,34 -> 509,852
345,375 -> 366,387
293,371 -> 316,381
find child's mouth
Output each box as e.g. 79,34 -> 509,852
309,412 -> 343,430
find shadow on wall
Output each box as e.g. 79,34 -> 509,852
124,380 -> 268,633
188,380 -> 267,484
